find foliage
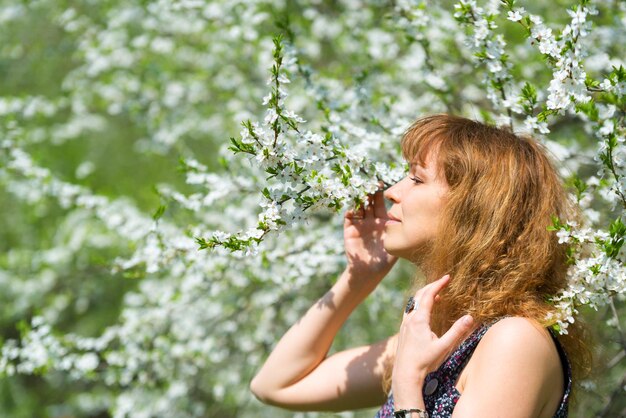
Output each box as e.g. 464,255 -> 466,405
0,0 -> 625,417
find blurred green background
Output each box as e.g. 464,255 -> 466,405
1,0 -> 625,417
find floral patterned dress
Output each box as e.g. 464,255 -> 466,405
374,320 -> 571,418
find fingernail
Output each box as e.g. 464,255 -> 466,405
463,315 -> 473,325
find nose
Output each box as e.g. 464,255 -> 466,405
384,180 -> 402,204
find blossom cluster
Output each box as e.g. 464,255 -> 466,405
195,38 -> 405,254
0,0 -> 625,417
548,220 -> 626,332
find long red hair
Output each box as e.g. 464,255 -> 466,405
385,114 -> 591,395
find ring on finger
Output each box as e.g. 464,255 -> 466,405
405,296 -> 419,314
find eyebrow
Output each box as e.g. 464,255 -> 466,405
409,163 -> 427,173
412,162 -> 438,181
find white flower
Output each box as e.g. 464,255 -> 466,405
264,108 -> 278,125
507,10 -> 523,22
212,231 -> 231,241
277,74 -> 290,84
599,119 -> 615,136
556,229 -> 570,244
474,19 -> 489,43
600,78 -> 614,92
76,353 -> 99,372
283,110 -> 305,123
567,7 -> 587,26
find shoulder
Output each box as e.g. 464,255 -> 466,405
471,317 -> 561,376
454,317 -> 564,417
477,317 -> 557,362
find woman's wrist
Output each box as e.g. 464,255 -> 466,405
392,389 -> 425,410
342,265 -> 387,293
338,265 -> 385,299
392,367 -> 428,417
391,371 -> 427,410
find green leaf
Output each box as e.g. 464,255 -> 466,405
272,35 -> 284,61
152,205 -> 166,221
575,99 -> 598,121
502,0 -> 516,8
609,217 -> 626,238
521,82 -> 537,104
196,237 -> 216,250
566,175 -> 588,202
177,157 -> 189,173
16,319 -> 30,337
537,108 -> 557,122
585,75 -> 600,88
611,65 -> 626,82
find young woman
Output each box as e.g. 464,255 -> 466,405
250,114 -> 590,417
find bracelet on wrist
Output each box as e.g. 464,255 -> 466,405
393,408 -> 429,418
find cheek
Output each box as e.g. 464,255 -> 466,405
403,199 -> 444,234
405,194 -> 440,216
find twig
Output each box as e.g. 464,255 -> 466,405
608,294 -> 626,353
607,349 -> 625,369
595,372 -> 626,418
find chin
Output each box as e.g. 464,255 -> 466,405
382,242 -> 402,258
383,245 -> 415,261
384,241 -> 431,263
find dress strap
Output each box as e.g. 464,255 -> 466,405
547,328 -> 572,415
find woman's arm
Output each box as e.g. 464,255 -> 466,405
250,268 -> 398,410
250,190 -> 398,411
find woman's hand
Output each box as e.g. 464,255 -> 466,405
392,275 -> 474,408
344,188 -> 397,283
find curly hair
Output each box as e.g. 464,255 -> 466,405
389,114 -> 591,396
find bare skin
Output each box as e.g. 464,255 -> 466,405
393,276 -> 565,418
250,190 -> 398,411
251,155 -> 567,417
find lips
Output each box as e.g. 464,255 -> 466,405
387,213 -> 401,222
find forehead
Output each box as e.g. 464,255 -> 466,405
409,149 -> 439,172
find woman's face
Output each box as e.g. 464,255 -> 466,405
383,150 -> 448,261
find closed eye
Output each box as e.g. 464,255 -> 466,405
410,176 -> 423,185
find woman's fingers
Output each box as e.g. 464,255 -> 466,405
364,195 -> 375,219
416,275 -> 450,320
372,188 -> 387,219
345,185 -> 387,222
403,275 -> 448,321
396,274 -> 473,376
345,206 -> 365,222
438,314 -> 474,352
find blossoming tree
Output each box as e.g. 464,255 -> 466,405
0,0 -> 624,417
